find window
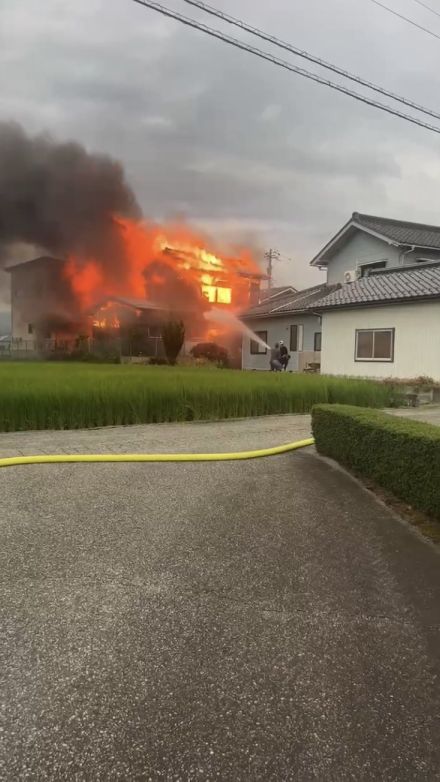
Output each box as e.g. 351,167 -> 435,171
250,331 -> 268,355
28,323 -> 34,335
201,285 -> 232,304
355,329 -> 394,362
314,332 -> 322,352
290,324 -> 304,352
359,261 -> 387,277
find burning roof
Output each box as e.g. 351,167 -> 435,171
65,216 -> 264,317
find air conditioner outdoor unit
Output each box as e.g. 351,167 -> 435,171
344,269 -> 359,283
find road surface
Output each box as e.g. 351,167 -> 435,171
1,416 -> 440,780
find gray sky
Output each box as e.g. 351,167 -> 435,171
1,0 -> 440,298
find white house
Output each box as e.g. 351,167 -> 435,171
311,213 -> 440,381
242,212 -> 440,379
314,263 -> 440,380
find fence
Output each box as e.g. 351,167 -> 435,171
0,336 -> 167,361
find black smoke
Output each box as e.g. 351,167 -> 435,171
0,121 -> 141,267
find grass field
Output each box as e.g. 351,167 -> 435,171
0,363 -> 401,432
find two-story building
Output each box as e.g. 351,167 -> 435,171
241,212 -> 440,379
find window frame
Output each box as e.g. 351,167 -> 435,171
354,328 -> 395,363
250,330 -> 268,355
314,332 -> 322,352
359,260 -> 387,278
290,324 -> 304,352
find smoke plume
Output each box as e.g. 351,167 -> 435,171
0,121 -> 141,266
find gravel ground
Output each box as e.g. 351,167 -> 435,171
1,414 -> 440,780
388,405 -> 440,427
0,414 -> 312,457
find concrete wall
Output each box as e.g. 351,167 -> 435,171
321,301 -> 440,380
326,232 -> 401,284
10,259 -> 78,343
242,314 -> 322,371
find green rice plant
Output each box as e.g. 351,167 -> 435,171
0,362 -> 401,432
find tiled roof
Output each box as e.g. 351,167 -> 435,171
5,256 -> 64,271
259,285 -> 296,301
354,212 -> 440,249
95,296 -> 166,312
242,283 -> 338,318
310,212 -> 440,266
313,262 -> 440,310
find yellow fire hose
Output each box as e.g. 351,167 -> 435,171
0,437 -> 315,469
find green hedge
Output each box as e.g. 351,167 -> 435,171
312,404 -> 440,519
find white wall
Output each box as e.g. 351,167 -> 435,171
326,232 -> 401,284
243,314 -> 322,371
321,301 -> 440,380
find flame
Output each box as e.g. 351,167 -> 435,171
65,258 -> 103,310
65,215 -> 261,316
92,302 -> 121,329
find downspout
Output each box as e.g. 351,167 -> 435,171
399,245 -> 416,265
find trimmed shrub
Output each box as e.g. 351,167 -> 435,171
312,404 -> 440,519
190,342 -> 229,367
149,357 -> 168,366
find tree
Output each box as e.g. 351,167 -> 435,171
162,320 -> 185,365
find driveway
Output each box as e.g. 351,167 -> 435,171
1,416 -> 440,780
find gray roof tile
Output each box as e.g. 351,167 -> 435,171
242,283 -> 337,317
314,262 -> 440,310
355,212 -> 440,249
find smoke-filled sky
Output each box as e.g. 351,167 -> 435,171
1,0 -> 440,309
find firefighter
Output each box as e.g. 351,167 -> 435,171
279,340 -> 290,371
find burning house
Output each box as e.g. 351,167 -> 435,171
6,233 -> 265,359
0,122 -> 265,359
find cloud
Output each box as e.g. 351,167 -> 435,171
1,0 -> 440,307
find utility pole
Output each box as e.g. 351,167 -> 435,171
264,248 -> 280,289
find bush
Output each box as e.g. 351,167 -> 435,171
162,320 -> 185,365
190,342 -> 229,367
45,349 -> 120,364
149,357 -> 168,366
312,404 -> 440,519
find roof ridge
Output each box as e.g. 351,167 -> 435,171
270,282 -> 328,312
354,212 -> 440,233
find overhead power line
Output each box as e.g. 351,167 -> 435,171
131,0 -> 440,136
409,0 -> 440,20
181,0 -> 440,121
366,0 -> 440,41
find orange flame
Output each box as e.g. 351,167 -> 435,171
65,215 -> 262,315
65,258 -> 104,310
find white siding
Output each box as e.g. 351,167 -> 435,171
321,302 -> 440,380
326,232 -> 401,284
242,314 -> 322,371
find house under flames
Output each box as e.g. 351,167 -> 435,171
5,250 -> 265,359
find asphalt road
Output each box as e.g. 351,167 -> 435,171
1,417 -> 440,780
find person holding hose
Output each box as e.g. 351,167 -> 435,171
270,342 -> 282,371
279,340 -> 290,371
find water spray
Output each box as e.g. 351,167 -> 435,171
204,308 -> 271,350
